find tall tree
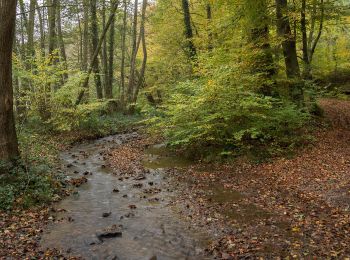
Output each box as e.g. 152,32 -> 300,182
246,0 -> 275,79
120,0 -> 128,105
76,0 -> 120,105
206,2 -> 213,52
101,0 -> 109,98
275,0 -> 301,79
0,0 -> 20,163
301,0 -> 325,78
127,0 -> 139,103
48,0 -> 58,58
57,0 -> 68,81
181,0 -> 196,60
82,0 -> 89,71
27,0 -> 36,57
132,0 -> 148,103
106,0 -> 118,99
301,0 -> 309,77
90,0 -> 103,99
36,0 -> 46,55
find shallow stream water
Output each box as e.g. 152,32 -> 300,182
40,133 -> 211,260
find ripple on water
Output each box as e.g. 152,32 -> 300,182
40,134 -> 211,260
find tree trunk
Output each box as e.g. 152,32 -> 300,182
276,0 -> 303,105
181,0 -> 196,60
75,0 -> 83,67
309,0 -> 324,64
48,0 -> 58,58
0,0 -> 20,163
106,0 -> 118,99
76,0 -> 120,105
301,0 -> 311,78
90,0 -> 103,99
246,1 -> 275,80
206,3 -> 213,52
120,0 -> 128,105
82,0 -> 89,71
132,0 -> 147,103
27,0 -> 36,57
127,0 -> 139,103
101,0 -> 109,98
57,0 -> 68,81
275,0 -> 300,79
36,0 -> 46,55
18,0 -> 29,33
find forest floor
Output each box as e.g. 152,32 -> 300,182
1,98 -> 349,259
171,98 -> 350,258
107,98 -> 350,259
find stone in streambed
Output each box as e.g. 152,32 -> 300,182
87,235 -> 103,246
102,212 -> 112,218
96,229 -> 122,241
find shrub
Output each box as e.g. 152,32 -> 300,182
147,58 -> 310,158
0,161 -> 58,210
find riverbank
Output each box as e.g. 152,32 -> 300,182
105,98 -> 350,259
1,99 -> 349,259
172,98 -> 350,258
0,113 -> 142,259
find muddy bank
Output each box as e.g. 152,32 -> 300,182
39,133 -> 211,259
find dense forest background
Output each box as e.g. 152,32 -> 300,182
10,0 -> 350,145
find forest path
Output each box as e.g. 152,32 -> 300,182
40,133 -> 210,260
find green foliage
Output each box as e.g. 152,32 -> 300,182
13,50 -> 68,120
0,128 -> 64,211
145,45 -> 310,158
0,161 -> 58,210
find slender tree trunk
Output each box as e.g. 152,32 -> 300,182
308,0 -> 317,52
275,0 -> 300,79
106,0 -> 118,99
132,0 -> 148,103
0,0 -> 20,163
120,0 -> 128,105
82,0 -> 89,71
246,1 -> 275,80
309,0 -> 324,64
48,0 -> 58,58
301,0 -> 311,78
57,0 -> 68,81
76,10 -> 83,67
18,0 -> 29,33
27,0 -> 36,57
181,0 -> 196,60
127,0 -> 139,103
90,0 -> 103,99
101,0 -> 109,98
36,0 -> 46,55
206,3 -> 213,52
76,1 -> 120,105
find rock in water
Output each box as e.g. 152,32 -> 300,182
87,235 -> 103,246
102,212 -> 112,218
96,229 -> 122,241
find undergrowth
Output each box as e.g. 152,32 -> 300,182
0,109 -> 143,211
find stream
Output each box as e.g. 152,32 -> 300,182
40,133 -> 211,260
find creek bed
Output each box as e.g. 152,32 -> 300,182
40,133 -> 211,260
